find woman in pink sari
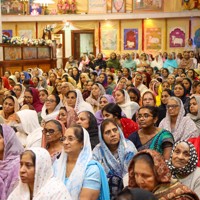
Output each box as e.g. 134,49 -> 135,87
0,124 -> 24,200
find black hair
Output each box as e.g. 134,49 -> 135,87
45,119 -> 63,133
100,118 -> 118,134
102,103 -> 122,119
132,153 -> 155,171
50,93 -> 60,105
127,88 -> 141,103
69,124 -> 84,143
39,89 -> 48,96
117,89 -> 125,96
25,88 -> 33,96
21,150 -> 36,166
3,95 -> 16,104
15,83 -> 22,90
0,125 -> 3,138
162,89 -> 173,96
138,106 -> 159,118
66,90 -> 77,98
107,74 -> 114,81
62,74 -> 68,82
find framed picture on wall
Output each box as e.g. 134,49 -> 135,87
112,0 -> 126,13
124,29 -> 138,50
88,0 -> 107,14
101,29 -> 117,51
23,47 -> 37,60
4,47 -> 22,61
38,47 -> 50,59
1,0 -> 24,15
169,28 -> 185,48
146,28 -> 162,50
133,0 -> 163,10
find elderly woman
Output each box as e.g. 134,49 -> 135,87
114,89 -> 139,119
93,119 -> 137,199
128,149 -> 199,200
167,141 -> 200,198
159,97 -> 198,142
59,82 -> 75,106
128,106 -> 174,160
0,96 -> 20,124
66,89 -> 94,114
86,83 -> 106,113
41,94 -> 63,123
0,124 -> 24,200
54,125 -> 110,200
77,111 -> 99,149
8,147 -> 71,200
41,119 -> 64,160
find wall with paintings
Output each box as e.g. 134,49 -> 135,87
2,17 -> 200,57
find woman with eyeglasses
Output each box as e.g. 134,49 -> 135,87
54,124 -> 110,200
8,147 -> 72,200
141,91 -> 156,107
159,97 -> 198,142
128,106 -> 174,160
42,119 -> 64,160
93,119 -> 137,199
41,94 -> 63,123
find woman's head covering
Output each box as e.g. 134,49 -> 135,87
101,94 -> 115,104
187,95 -> 200,130
54,127 -> 92,199
167,140 -> 198,177
38,76 -> 47,89
8,147 -> 72,200
41,94 -> 63,122
9,75 -> 18,85
128,149 -> 171,188
0,124 -> 24,200
29,87 -> 43,112
93,121 -> 137,176
74,89 -> 94,114
16,109 -> 42,148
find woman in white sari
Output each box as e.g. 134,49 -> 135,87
114,89 -> 139,119
66,89 -> 94,114
14,109 -> 42,148
41,93 -> 63,123
8,147 -> 71,200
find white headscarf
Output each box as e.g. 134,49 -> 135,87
15,110 -> 42,148
74,89 -> 94,114
159,97 -> 198,142
54,128 -> 92,200
41,99 -> 63,122
8,147 -> 72,200
118,89 -> 140,119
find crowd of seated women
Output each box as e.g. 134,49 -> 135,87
0,48 -> 200,200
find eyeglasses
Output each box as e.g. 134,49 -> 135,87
24,96 -> 32,99
104,127 -> 118,135
42,128 -> 57,135
166,104 -> 179,109
143,98 -> 154,101
137,114 -> 153,119
60,136 -> 78,142
45,99 -> 56,103
13,88 -> 21,92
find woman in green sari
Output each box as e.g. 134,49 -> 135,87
128,106 -> 174,160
